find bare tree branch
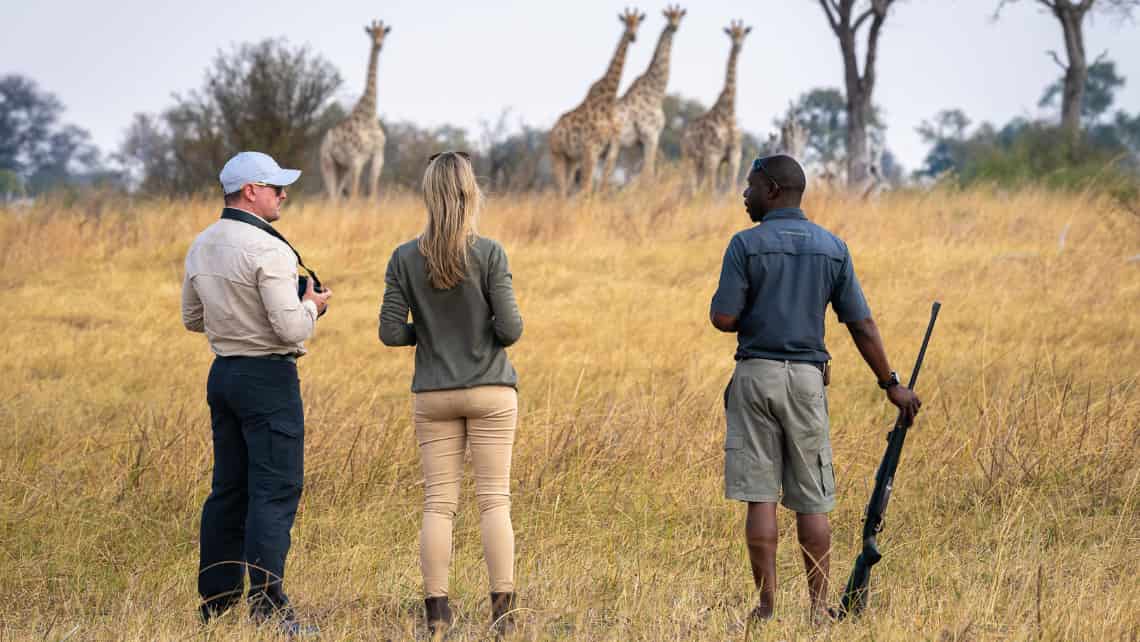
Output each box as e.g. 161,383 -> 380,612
992,0 -> 1017,20
863,7 -> 889,94
852,7 -> 876,33
820,0 -> 841,33
1046,49 -> 1068,69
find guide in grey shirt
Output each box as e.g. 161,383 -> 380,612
708,154 -> 922,625
379,234 -> 522,392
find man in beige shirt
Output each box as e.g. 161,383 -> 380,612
183,151 -> 330,634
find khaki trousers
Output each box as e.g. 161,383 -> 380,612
414,385 -> 517,597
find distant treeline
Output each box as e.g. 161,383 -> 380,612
2,38 -> 1139,201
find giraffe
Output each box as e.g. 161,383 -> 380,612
780,116 -> 807,160
603,5 -> 686,185
680,20 -> 751,194
320,20 -> 391,202
548,8 -> 646,197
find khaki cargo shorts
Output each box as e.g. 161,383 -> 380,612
723,359 -> 836,513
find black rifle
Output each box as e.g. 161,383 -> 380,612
838,301 -> 941,619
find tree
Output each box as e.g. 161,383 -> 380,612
381,120 -> 477,188
916,109 -> 972,177
997,0 -> 1139,140
817,0 -> 897,187
479,109 -> 552,191
205,39 -> 341,167
777,87 -> 885,166
0,169 -> 23,199
117,113 -> 178,192
0,74 -> 103,193
1112,110 -> 1140,154
659,93 -> 707,161
119,38 -> 342,195
1039,58 -> 1125,124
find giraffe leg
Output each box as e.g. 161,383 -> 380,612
319,143 -> 339,203
601,139 -> 621,190
726,144 -> 743,194
347,159 -> 365,200
683,154 -> 701,195
703,154 -> 720,194
368,148 -> 385,200
640,132 -> 660,180
579,147 -> 600,195
551,153 -> 569,198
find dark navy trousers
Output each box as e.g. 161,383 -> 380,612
198,356 -> 304,619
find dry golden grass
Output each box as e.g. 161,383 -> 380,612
1,177 -> 1138,641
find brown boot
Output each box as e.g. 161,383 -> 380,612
490,592 -> 517,637
424,596 -> 452,639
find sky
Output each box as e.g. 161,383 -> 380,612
2,0 -> 1139,172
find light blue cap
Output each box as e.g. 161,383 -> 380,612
219,151 -> 302,194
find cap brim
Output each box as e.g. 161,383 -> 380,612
268,168 -> 302,186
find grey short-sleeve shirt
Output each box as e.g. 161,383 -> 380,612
710,208 -> 871,363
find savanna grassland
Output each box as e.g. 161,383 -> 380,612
1,179 -> 1138,641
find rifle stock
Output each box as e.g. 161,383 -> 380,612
838,301 -> 941,619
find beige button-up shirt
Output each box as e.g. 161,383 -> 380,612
182,208 -> 318,356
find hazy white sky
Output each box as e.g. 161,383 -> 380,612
3,0 -> 1138,170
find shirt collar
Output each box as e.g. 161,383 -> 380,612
761,207 -> 808,222
223,206 -> 270,224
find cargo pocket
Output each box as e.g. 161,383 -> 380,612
818,447 -> 835,497
724,432 -> 747,498
268,419 -> 304,480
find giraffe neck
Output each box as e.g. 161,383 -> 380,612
627,27 -> 675,99
584,33 -> 633,105
709,44 -> 741,119
351,43 -> 381,119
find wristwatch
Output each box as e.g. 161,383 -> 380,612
877,371 -> 900,390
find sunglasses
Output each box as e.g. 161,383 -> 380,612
751,158 -> 781,191
253,182 -> 287,196
428,151 -> 471,164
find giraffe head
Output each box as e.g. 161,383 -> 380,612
662,5 -> 686,32
723,19 -> 752,49
618,7 -> 647,42
364,20 -> 392,49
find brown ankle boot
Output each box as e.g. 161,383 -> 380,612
490,592 -> 517,637
424,596 -> 451,639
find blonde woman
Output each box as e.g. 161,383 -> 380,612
380,151 -> 523,638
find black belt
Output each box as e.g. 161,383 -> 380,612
219,353 -> 299,363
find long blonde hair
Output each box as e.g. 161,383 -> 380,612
419,152 -> 483,289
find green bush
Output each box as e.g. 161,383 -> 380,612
955,122 -> 1140,204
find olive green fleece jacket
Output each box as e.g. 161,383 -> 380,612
380,236 -> 522,393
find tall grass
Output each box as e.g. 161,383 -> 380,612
1,176 -> 1138,640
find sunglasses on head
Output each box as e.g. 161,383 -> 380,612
751,158 -> 781,191
428,151 -> 471,164
253,182 -> 287,196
